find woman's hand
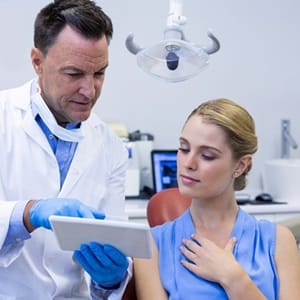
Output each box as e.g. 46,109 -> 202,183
180,234 -> 267,299
180,234 -> 241,285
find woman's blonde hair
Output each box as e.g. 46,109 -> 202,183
185,98 -> 258,190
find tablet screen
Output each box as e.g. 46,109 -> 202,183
49,215 -> 153,259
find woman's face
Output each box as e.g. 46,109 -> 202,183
177,115 -> 239,201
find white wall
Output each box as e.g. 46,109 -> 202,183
1,0 -> 300,195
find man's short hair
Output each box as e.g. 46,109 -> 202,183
34,0 -> 113,55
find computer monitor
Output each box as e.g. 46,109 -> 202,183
151,149 -> 178,193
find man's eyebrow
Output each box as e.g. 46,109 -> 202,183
60,66 -> 83,73
99,64 -> 109,72
60,64 -> 109,73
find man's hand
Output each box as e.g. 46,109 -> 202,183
25,198 -> 105,231
73,242 -> 129,289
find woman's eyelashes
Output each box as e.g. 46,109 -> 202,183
178,147 -> 189,153
202,154 -> 215,161
178,147 -> 216,161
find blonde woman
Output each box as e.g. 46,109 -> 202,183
134,99 -> 300,300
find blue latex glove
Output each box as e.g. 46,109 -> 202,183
30,198 -> 105,230
73,242 -> 129,289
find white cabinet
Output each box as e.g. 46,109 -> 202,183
243,204 -> 300,223
125,200 -> 300,225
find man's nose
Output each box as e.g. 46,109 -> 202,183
79,77 -> 96,99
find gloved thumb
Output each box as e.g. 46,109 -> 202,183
91,208 -> 105,220
78,204 -> 105,219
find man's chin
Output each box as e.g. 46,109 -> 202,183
71,112 -> 91,123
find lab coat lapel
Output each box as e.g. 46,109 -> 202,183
59,121 -> 101,196
23,109 -> 54,156
13,79 -> 54,156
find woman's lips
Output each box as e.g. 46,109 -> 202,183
180,174 -> 200,184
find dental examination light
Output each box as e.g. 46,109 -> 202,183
125,0 -> 220,82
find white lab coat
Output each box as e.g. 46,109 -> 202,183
0,80 -> 130,299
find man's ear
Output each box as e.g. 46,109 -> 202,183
31,47 -> 43,75
234,155 -> 252,178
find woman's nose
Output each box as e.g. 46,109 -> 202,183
184,154 -> 198,170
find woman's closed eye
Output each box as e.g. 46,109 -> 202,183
202,153 -> 215,161
178,147 -> 190,154
179,147 -> 216,161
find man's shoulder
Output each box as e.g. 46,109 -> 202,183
0,80 -> 32,95
0,80 -> 32,107
84,113 -> 125,147
85,113 -> 119,137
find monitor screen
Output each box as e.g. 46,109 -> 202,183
151,150 -> 178,193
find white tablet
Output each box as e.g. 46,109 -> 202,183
49,215 -> 153,258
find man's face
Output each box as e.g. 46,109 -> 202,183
31,25 -> 109,126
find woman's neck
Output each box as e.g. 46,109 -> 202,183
189,198 -> 239,247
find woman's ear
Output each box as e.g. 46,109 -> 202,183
233,155 -> 252,178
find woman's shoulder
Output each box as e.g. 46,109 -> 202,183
237,209 -> 277,246
239,208 -> 276,230
276,223 -> 298,251
151,209 -> 190,240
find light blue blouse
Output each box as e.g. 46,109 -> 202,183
152,208 -> 279,300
